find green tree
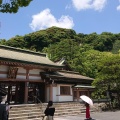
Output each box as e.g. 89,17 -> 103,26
0,39 -> 7,45
71,48 -> 111,78
112,40 -> 120,54
0,0 -> 32,13
43,39 -> 79,62
93,54 -> 120,106
6,35 -> 25,48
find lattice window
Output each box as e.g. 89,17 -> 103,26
7,67 -> 18,79
60,86 -> 70,95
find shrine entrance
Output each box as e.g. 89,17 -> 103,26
28,82 -> 45,103
0,82 -> 46,104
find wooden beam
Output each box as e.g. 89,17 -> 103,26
0,78 -> 43,82
0,71 -> 42,77
0,60 -> 62,71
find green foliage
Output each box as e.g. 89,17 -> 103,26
1,26 -> 120,79
1,27 -> 120,102
0,39 -> 7,45
1,27 -> 119,54
71,48 -> 112,78
92,54 -> 120,100
5,35 -> 25,48
112,40 -> 120,54
0,0 -> 32,13
43,39 -> 79,62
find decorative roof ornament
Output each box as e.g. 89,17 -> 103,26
56,57 -> 66,65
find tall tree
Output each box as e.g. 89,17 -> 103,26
0,0 -> 32,13
93,54 -> 120,106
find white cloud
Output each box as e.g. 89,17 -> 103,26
117,0 -> 120,11
117,5 -> 120,11
72,0 -> 107,11
29,9 -> 74,31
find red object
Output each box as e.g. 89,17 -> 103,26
86,106 -> 90,119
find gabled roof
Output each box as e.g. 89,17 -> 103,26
41,70 -> 94,84
58,70 -> 94,81
0,45 -> 64,69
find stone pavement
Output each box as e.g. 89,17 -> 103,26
54,110 -> 120,120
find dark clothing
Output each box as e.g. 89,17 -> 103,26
44,107 -> 55,116
0,104 -> 7,120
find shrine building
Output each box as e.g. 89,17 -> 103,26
0,45 -> 94,104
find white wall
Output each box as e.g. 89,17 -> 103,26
16,67 -> 26,79
16,68 -> 43,80
0,65 -> 8,78
17,67 -> 26,73
46,87 -> 49,102
0,65 -> 8,71
53,87 -> 58,102
46,84 -> 74,102
57,84 -> 73,102
0,65 -> 43,81
58,96 -> 73,101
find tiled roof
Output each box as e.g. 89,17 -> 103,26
0,45 -> 64,68
58,70 -> 94,80
74,85 -> 95,88
44,70 -> 94,81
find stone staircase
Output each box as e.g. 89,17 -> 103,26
9,102 -> 96,120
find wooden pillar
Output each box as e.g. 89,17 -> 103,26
24,82 -> 29,103
45,84 -> 47,102
15,85 -> 19,104
7,85 -> 12,104
77,89 -> 79,101
49,84 -> 53,101
72,88 -> 74,101
87,89 -> 90,97
24,69 -> 29,103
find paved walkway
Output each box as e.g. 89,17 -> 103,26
54,110 -> 120,120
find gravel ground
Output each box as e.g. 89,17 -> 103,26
54,110 -> 120,120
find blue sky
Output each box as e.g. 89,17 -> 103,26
0,0 -> 120,40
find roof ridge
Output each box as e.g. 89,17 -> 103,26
0,45 -> 46,57
59,70 -> 79,74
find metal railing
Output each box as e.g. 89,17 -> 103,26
33,95 -> 46,112
0,87 -> 7,95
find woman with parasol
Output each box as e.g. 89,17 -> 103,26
80,95 -> 93,120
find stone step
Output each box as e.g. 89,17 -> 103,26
9,102 -> 95,120
9,111 -> 85,120
9,109 -> 83,117
10,105 -> 82,109
10,106 -> 82,112
9,115 -> 43,120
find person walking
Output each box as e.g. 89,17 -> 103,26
85,102 -> 92,120
0,96 -> 7,120
43,101 -> 55,120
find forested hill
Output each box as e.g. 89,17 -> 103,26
1,26 -> 120,53
0,27 -> 77,52
0,27 -> 120,78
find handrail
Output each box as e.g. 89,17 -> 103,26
33,95 -> 46,112
0,87 -> 7,95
